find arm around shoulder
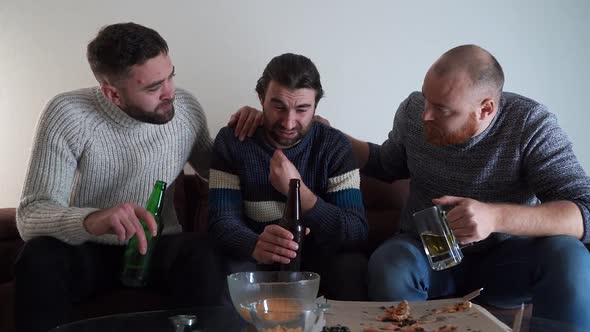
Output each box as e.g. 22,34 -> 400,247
176,89 -> 213,179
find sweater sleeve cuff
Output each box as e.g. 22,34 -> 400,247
240,232 -> 259,259
60,208 -> 113,245
16,206 -> 110,245
303,197 -> 332,228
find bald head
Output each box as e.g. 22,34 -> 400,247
431,45 -> 504,103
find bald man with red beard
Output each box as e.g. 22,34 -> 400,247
344,44 -> 590,330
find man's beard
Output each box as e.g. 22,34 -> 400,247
267,123 -> 306,147
424,112 -> 477,146
122,98 -> 175,125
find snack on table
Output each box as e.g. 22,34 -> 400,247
379,300 -> 411,322
433,325 -> 458,332
362,328 -> 381,332
366,299 -> 477,332
432,301 -> 472,314
262,326 -> 303,332
322,324 -> 351,332
364,326 -> 426,332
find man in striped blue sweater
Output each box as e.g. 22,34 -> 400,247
208,53 -> 369,300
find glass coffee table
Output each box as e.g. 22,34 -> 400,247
490,311 -> 589,332
49,306 -> 251,332
48,303 -> 589,332
324,299 -> 590,332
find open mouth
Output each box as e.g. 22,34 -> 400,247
275,130 -> 298,139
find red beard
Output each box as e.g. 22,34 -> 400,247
424,112 -> 477,146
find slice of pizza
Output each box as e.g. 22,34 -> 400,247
379,300 -> 411,322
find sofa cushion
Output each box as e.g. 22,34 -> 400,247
0,209 -> 22,284
0,208 -> 18,240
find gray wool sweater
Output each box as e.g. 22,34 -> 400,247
364,91 -> 590,248
17,87 -> 212,245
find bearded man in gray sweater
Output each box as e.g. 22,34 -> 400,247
14,23 -> 258,332
346,45 -> 590,329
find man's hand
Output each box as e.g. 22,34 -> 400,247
313,114 -> 331,127
432,196 -> 499,244
227,106 -> 263,141
83,203 -> 157,255
269,149 -> 302,195
252,224 -> 299,264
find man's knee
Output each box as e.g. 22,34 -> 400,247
368,238 -> 427,300
535,236 -> 590,283
15,236 -> 71,275
536,236 -> 589,266
369,238 -> 424,278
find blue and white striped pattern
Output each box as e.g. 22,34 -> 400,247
208,122 -> 368,258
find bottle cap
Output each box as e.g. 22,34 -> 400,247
169,314 -> 197,328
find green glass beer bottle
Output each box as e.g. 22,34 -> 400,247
280,179 -> 304,271
120,180 -> 167,287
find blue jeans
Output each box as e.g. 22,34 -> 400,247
368,234 -> 590,330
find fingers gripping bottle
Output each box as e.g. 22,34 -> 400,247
280,179 -> 304,271
120,180 -> 166,287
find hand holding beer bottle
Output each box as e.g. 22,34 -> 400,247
83,205 -> 158,255
251,179 -> 309,269
120,180 -> 167,287
279,179 -> 304,271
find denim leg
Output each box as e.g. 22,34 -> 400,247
530,236 -> 590,329
367,234 -> 456,301
466,236 -> 590,330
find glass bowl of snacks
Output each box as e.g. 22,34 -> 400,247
243,297 -> 326,332
227,271 -> 321,325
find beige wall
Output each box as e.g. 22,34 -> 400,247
1,0 -> 589,207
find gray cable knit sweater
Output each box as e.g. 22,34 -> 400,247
16,87 -> 212,245
364,91 -> 590,248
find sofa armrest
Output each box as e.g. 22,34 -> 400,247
0,208 -> 23,284
0,208 -> 18,240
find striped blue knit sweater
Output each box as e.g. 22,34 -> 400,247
208,122 -> 368,259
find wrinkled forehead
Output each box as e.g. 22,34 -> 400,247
424,69 -> 476,105
265,81 -> 317,107
126,53 -> 173,85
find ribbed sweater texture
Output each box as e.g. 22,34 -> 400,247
364,91 -> 590,248
17,87 -> 212,245
209,123 -> 368,258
